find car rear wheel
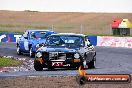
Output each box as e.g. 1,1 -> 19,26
17,46 -> 22,55
30,48 -> 35,58
34,60 -> 43,71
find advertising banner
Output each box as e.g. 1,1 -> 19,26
0,33 -> 22,42
97,36 -> 132,48
87,36 -> 97,46
0,33 -> 97,46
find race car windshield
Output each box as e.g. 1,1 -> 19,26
45,35 -> 84,47
30,31 -> 49,39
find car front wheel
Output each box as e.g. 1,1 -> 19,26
34,60 -> 43,71
17,46 -> 22,55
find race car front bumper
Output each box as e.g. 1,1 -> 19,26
35,57 -> 83,68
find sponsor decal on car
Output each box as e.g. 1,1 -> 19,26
52,62 -> 63,66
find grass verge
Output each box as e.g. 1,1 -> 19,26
0,57 -> 22,67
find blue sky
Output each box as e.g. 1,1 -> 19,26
0,0 -> 132,12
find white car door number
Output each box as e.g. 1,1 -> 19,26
24,41 -> 29,50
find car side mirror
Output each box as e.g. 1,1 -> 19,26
24,37 -> 28,39
88,44 -> 92,47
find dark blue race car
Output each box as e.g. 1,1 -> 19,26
34,33 -> 96,71
16,29 -> 56,57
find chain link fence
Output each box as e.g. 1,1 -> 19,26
0,23 -> 131,35
48,24 -> 113,35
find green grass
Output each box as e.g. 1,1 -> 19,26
0,23 -> 131,37
0,30 -> 23,34
0,24 -> 48,29
0,24 -> 50,33
0,11 -> 132,35
0,57 -> 22,67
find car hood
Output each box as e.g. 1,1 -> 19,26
37,46 -> 80,53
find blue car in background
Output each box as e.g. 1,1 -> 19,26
16,29 -> 56,57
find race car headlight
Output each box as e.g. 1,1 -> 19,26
36,52 -> 42,58
74,53 -> 80,59
39,43 -> 44,47
36,44 -> 39,50
36,44 -> 39,48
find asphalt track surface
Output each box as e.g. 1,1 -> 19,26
0,42 -> 132,77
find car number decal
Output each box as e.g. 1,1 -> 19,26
24,41 -> 29,50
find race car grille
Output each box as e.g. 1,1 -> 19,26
66,53 -> 74,59
43,52 -> 74,60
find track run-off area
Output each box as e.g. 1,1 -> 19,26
0,42 -> 132,77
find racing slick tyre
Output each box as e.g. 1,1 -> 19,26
30,47 -> 35,58
87,59 -> 96,69
85,53 -> 96,69
17,46 -> 22,55
34,60 -> 43,71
